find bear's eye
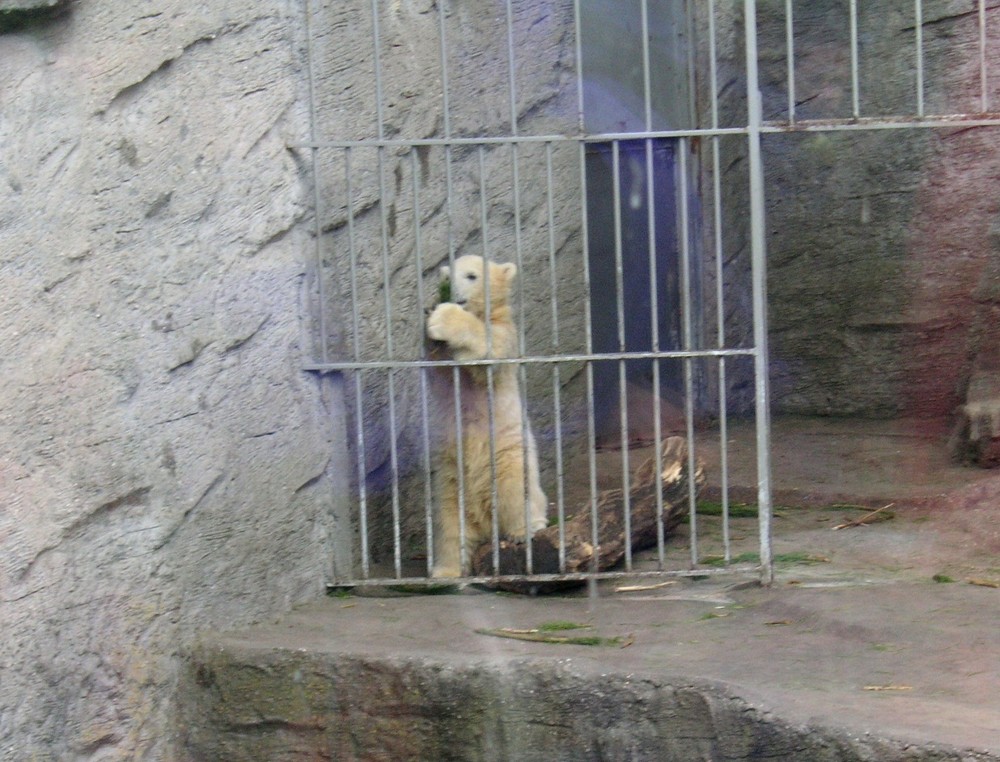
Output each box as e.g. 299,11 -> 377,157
465,273 -> 477,281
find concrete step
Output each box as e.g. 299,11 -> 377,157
178,579 -> 1000,762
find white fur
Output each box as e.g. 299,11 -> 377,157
426,255 -> 548,577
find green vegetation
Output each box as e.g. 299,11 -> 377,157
476,620 -> 627,647
700,551 -> 761,567
695,501 -> 759,518
699,551 -> 830,567
537,620 -> 591,632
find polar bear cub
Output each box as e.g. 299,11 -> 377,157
426,255 -> 548,577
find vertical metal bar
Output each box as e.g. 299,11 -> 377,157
979,0 -> 989,113
304,0 -> 328,366
412,149 -> 435,577
646,139 -> 666,569
545,142 -> 568,572
611,142 -> 632,571
677,138 -> 699,569
709,0 -> 732,563
914,0 -> 925,118
712,140 -> 732,564
573,0 -> 587,136
505,0 -> 519,136
370,0 -> 403,578
479,147 -> 501,574
436,0 -> 468,576
381,178 -> 403,578
785,0 -> 796,122
370,0 -> 386,139
513,155 -> 535,575
708,0 -> 720,129
573,0 -> 601,589
437,0 -> 452,136
685,0 -> 698,131
351,373 -> 371,579
639,2 -> 665,568
453,356 -> 468,576
511,146 -> 535,575
503,4 -> 534,573
344,148 -> 370,579
637,0 -> 665,558
744,0 -> 775,585
640,0 -> 653,130
849,0 -> 861,118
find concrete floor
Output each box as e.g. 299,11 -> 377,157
207,416 -> 1000,757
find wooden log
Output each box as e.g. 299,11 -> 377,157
471,436 -> 704,592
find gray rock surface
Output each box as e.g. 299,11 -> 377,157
755,1 -> 1000,418
701,1 -> 1000,419
178,586 -> 1000,761
0,2 -> 347,757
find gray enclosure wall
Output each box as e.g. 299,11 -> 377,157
748,1 -> 1000,419
0,1 -> 349,757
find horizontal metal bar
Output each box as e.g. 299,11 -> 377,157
763,113 -> 1000,133
304,347 -> 757,373
288,126 -> 749,151
293,112 -> 1000,153
327,565 -> 763,589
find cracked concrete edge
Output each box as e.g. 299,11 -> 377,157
177,646 -> 1000,762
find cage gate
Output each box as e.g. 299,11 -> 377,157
299,0 -> 776,589
300,0 -> 1000,590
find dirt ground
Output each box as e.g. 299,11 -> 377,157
577,414 -> 1000,584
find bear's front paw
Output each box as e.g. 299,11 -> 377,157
427,302 -> 465,342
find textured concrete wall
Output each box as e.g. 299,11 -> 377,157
0,1 -> 348,757
759,0 -> 1000,419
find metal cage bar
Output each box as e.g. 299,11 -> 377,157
303,0 -> 804,590
743,0 -> 775,585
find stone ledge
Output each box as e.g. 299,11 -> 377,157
176,591 -> 1000,761
181,649 -> 979,762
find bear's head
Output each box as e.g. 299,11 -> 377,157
439,255 -> 516,318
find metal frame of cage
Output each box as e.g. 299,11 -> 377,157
298,0 -> 1000,590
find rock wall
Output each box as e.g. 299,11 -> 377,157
697,0 -> 1000,420
179,643 -> 999,762
758,0 -> 1000,418
0,1 -> 349,757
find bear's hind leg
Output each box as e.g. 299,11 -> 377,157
431,487 -> 463,578
525,430 -> 549,535
494,448 -> 548,542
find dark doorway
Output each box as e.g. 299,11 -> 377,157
586,138 -> 687,448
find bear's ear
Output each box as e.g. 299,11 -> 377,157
439,264 -> 451,282
499,262 -> 517,282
